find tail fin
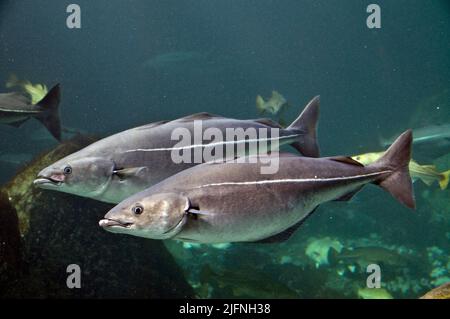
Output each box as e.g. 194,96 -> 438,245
371,130 -> 415,209
439,170 -> 450,190
288,96 -> 320,157
35,84 -> 61,141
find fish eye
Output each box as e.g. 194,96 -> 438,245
63,165 -> 72,175
132,205 -> 144,215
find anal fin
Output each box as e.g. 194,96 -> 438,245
328,156 -> 364,167
252,207 -> 319,243
334,186 -> 364,201
8,118 -> 29,127
177,112 -> 221,121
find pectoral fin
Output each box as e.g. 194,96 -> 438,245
187,208 -> 214,217
186,201 -> 214,219
113,167 -> 148,179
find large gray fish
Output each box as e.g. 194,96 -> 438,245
99,130 -> 415,243
0,84 -> 61,140
380,123 -> 450,161
34,97 -> 320,203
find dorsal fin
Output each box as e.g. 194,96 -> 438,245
254,118 -> 282,128
177,112 -> 221,121
327,156 -> 365,167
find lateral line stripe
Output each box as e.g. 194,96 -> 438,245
195,170 -> 392,189
124,134 -> 300,153
0,107 -> 39,113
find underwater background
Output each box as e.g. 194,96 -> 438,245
0,0 -> 449,298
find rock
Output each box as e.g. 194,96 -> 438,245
420,282 -> 450,299
0,135 -> 194,298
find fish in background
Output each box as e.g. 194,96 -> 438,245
256,91 -> 289,115
352,151 -> 450,190
99,131 -> 415,243
6,74 -> 48,104
198,265 -> 299,298
256,90 -> 290,127
34,97 -> 320,203
0,76 -> 61,141
380,124 -> 450,161
305,237 -> 344,268
328,246 -> 409,270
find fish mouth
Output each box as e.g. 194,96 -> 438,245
99,218 -> 133,230
33,176 -> 63,188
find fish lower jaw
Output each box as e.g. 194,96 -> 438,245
33,177 -> 63,188
99,218 -> 133,230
